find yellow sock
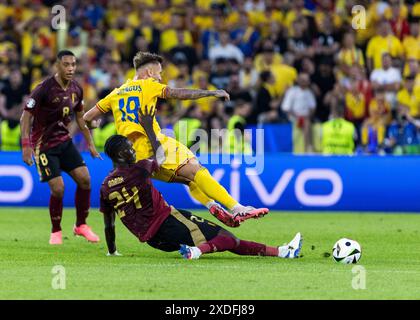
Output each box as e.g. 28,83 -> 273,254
194,167 -> 238,210
188,181 -> 213,207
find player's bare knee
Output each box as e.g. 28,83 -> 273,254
178,162 -> 201,181
77,176 -> 91,190
51,185 -> 65,198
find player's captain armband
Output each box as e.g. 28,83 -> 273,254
26,98 -> 36,109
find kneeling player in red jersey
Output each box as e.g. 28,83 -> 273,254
99,107 -> 302,259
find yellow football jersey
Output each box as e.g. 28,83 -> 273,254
96,78 -> 167,138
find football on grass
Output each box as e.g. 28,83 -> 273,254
332,238 -> 362,264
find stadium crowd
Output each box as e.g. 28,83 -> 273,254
0,0 -> 419,155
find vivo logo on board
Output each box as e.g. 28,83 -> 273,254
186,163 -> 343,207
0,166 -> 34,203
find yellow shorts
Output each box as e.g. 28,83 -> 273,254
132,133 -> 195,182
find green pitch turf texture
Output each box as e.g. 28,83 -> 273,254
0,208 -> 419,300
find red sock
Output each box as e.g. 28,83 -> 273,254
198,235 -> 238,254
231,240 -> 279,256
49,195 -> 63,233
75,187 -> 90,227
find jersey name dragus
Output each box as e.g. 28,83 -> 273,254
96,78 -> 166,136
117,85 -> 142,95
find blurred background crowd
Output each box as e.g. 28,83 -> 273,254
0,0 -> 419,155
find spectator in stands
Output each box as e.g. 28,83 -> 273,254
253,71 -> 281,125
281,73 -> 317,153
321,101 -> 356,155
200,14 -> 224,59
287,18 -> 315,67
169,29 -> 199,74
239,56 -> 259,90
388,0 -> 410,40
313,15 -> 340,65
385,107 -> 419,155
370,52 -> 402,109
244,0 -> 266,12
0,68 -> 29,150
230,13 -> 260,58
366,19 -> 404,72
133,8 -> 161,54
209,57 -> 231,90
160,12 -> 193,53
265,20 -> 287,54
311,58 -> 336,122
404,58 -> 420,94
397,75 -> 419,118
362,89 -> 392,154
224,100 -> 253,154
344,77 -> 367,140
336,32 -> 365,79
324,83 -> 345,118
255,43 -> 298,100
254,39 -> 282,73
226,73 -> 253,105
402,16 -> 420,62
209,30 -> 244,65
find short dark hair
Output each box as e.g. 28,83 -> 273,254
133,51 -> 163,70
260,71 -> 272,83
104,135 -> 129,161
334,100 -> 346,117
57,50 -> 76,60
405,74 -> 416,81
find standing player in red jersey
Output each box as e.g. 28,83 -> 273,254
20,50 -> 101,245
100,106 -> 302,260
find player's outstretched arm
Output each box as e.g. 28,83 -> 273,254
165,87 -> 230,101
20,110 -> 34,166
139,105 -> 166,166
103,211 -> 121,256
82,106 -> 102,129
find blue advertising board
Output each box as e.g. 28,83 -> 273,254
0,152 -> 419,212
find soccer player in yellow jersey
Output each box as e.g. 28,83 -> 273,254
84,51 -> 268,226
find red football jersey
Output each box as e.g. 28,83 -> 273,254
100,159 -> 171,242
24,76 -> 84,152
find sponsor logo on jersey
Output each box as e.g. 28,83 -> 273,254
26,98 -> 36,109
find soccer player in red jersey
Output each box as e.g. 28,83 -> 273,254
20,50 -> 101,245
100,106 -> 302,259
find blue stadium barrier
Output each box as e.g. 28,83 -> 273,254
248,124 -> 292,153
0,151 -> 419,212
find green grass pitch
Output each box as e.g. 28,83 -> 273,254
0,208 -> 419,300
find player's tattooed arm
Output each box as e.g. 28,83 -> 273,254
139,105 -> 166,166
104,211 -> 121,256
165,87 -> 230,101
